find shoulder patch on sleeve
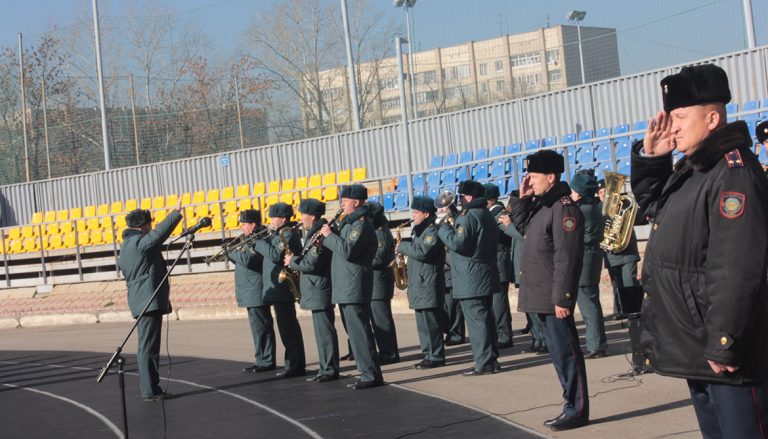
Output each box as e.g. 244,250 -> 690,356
560,196 -> 574,206
456,225 -> 465,236
349,229 -> 360,241
563,216 -> 577,232
724,149 -> 744,168
720,192 -> 745,219
424,234 -> 435,244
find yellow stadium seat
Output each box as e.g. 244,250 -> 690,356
8,227 -> 21,240
207,189 -> 220,203
152,196 -> 164,210
171,219 -> 183,236
267,180 -> 280,194
62,232 -> 76,249
70,207 -> 83,219
101,216 -> 113,230
225,213 -> 239,230
239,198 -> 253,211
140,197 -> 152,210
103,229 -> 115,244
210,203 -> 221,217
266,194 -> 279,207
87,217 -> 100,231
195,203 -> 210,219
153,210 -> 167,226
43,211 -> 56,224
180,193 -> 192,205
115,214 -> 126,228
110,201 -> 123,215
184,206 -> 195,221
353,167 -> 367,181
337,169 -> 351,184
253,182 -> 266,196
97,204 -> 109,216
56,209 -> 69,221
308,188 -> 323,200
21,225 -> 35,238
48,234 -> 63,250
31,212 -> 44,224
41,235 -> 52,251
61,221 -> 74,234
236,184 -> 250,198
124,199 -> 138,212
90,229 -> 104,245
116,228 -> 126,243
47,222 -> 60,235
222,186 -> 235,200
84,205 -> 97,217
78,231 -> 91,246
282,179 -> 295,192
309,174 -> 322,188
223,200 -> 238,215
23,237 -> 39,252
211,215 -> 223,232
9,238 -> 22,253
165,194 -> 178,208
324,186 -> 338,201
322,172 -> 336,186
192,191 -> 205,204
280,179 -> 296,204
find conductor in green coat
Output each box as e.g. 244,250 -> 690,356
253,202 -> 306,378
118,202 -> 182,401
285,198 -> 339,382
396,196 -> 446,369
320,184 -> 383,390
228,209 -> 277,373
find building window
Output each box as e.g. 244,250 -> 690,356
495,61 -> 503,73
546,49 -> 560,65
324,87 -> 342,101
510,52 -> 542,68
548,69 -> 562,82
381,97 -> 400,109
480,83 -> 488,94
496,80 -> 505,92
379,77 -> 399,90
415,70 -> 436,85
444,85 -> 474,100
416,90 -> 439,103
442,64 -> 471,81
479,63 -> 487,76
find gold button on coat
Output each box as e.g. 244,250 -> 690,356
720,337 -> 728,345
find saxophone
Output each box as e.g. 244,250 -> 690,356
391,220 -> 411,290
599,171 -> 638,253
278,225 -> 302,303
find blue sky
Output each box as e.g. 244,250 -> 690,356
1,0 -> 767,75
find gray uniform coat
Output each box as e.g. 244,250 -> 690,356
289,220 -> 333,310
397,216 -> 445,310
254,225 -> 302,303
322,206 -> 377,304
372,226 -> 396,300
490,203 -> 513,283
227,230 -> 266,308
577,197 -> 604,286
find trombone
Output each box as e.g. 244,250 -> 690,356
205,226 -> 273,266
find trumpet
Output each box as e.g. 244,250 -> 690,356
205,226 -> 273,266
434,189 -> 459,226
391,220 -> 411,289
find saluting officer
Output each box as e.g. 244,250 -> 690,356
483,182 -> 514,349
367,202 -> 401,365
437,180 -> 500,376
229,209 -> 277,374
396,196 -> 446,369
285,199 -> 339,383
119,200 -> 182,402
253,202 -> 306,378
632,64 -> 768,437
320,184 -> 383,390
507,150 -> 589,431
569,172 -> 608,359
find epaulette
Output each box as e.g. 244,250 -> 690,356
359,216 -> 365,222
724,149 -> 744,168
560,196 -> 574,206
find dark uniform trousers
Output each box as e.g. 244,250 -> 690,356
539,314 -> 589,419
341,304 -> 383,383
688,380 -> 768,439
576,285 -> 607,352
492,282 -> 513,345
370,298 -> 399,362
526,312 -> 547,350
443,287 -> 466,343
608,262 -> 642,315
312,308 -> 339,376
461,296 -> 499,371
137,311 -> 164,398
246,306 -> 275,368
269,301 -> 306,372
416,308 -> 445,362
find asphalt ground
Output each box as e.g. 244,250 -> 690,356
0,313 -> 701,438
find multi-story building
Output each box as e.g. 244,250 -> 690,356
303,25 -> 620,132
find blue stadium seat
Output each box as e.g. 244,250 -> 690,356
595,142 -> 612,162
490,145 -> 505,157
368,195 -> 380,205
440,168 -> 457,185
597,127 -> 611,139
747,120 -> 757,138
578,130 -> 594,141
726,102 -> 738,115
616,141 -> 631,158
489,160 -> 506,178
456,166 -> 470,182
761,99 -> 768,119
394,192 -> 408,210
743,100 -> 759,112
617,159 -> 631,175
428,187 -> 440,199
412,173 -> 425,191
526,139 -> 541,150
517,157 -> 525,174
475,148 -> 489,160
413,190 -> 424,198
613,123 -> 630,143
507,176 -> 518,192
444,154 -> 458,166
631,120 -> 648,141
759,145 -> 768,164
492,178 -> 506,196
396,175 -> 408,191
577,147 -> 595,164
459,151 -> 473,164
427,171 -> 441,188
383,193 -> 395,211
543,136 -> 557,147
566,148 -> 578,165
429,155 -> 443,168
473,163 -> 489,180
562,133 -> 577,144
507,143 -> 522,155
595,161 -> 613,180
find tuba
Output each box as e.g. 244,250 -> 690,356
434,190 -> 458,226
391,220 -> 411,290
278,225 -> 302,303
600,171 -> 638,253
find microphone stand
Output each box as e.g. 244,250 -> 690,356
96,234 -> 196,439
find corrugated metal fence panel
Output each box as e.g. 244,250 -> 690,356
0,183 -> 33,226
715,51 -> 768,104
338,125 -> 399,177
409,115 -> 454,170
279,135 -> 340,180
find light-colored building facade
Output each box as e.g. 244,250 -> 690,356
303,25 -> 620,132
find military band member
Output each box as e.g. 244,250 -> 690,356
253,202 -> 306,378
633,64 -> 768,437
569,172 -> 608,358
508,150 -> 589,431
320,184 -> 383,390
483,182 -> 514,349
442,251 -> 466,346
118,201 -> 182,401
437,180 -> 500,376
396,196 -> 446,369
229,209 -> 276,374
285,199 -> 339,382
367,202 -> 401,365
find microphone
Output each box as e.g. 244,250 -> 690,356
175,217 -> 212,241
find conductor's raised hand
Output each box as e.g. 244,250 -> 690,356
520,175 -> 534,199
643,111 -> 676,157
